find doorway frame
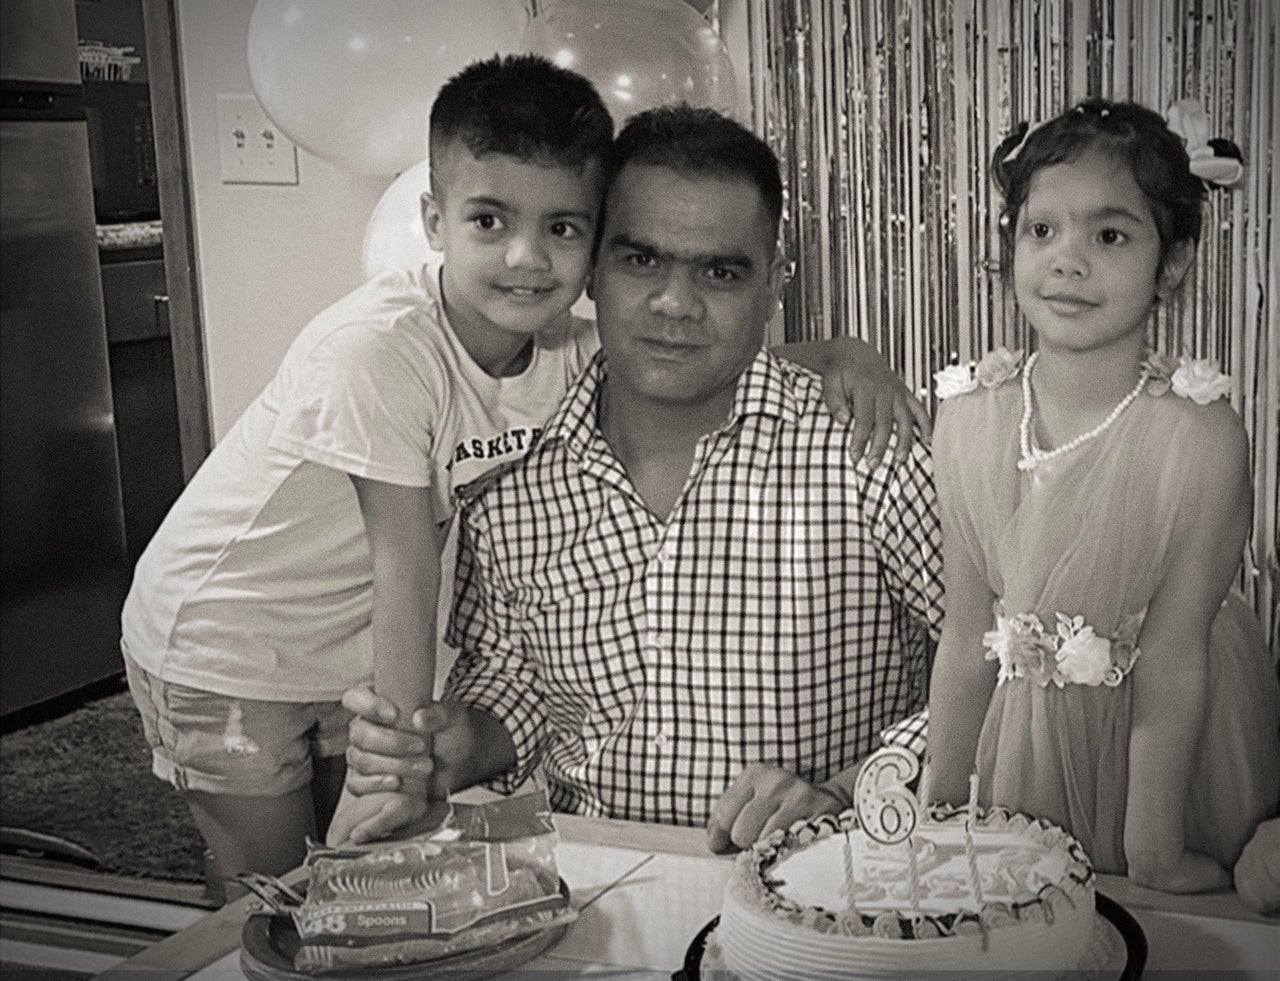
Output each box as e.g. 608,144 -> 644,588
141,0 -> 210,479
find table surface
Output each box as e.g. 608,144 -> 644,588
100,812 -> 1280,980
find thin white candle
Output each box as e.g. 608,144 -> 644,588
964,773 -> 984,908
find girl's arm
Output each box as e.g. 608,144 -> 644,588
1123,411 -> 1251,893
772,336 -> 932,464
327,476 -> 444,845
923,522 -> 999,806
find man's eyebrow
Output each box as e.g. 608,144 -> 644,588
607,234 -> 754,269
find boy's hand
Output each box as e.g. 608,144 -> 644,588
821,338 -> 932,465
327,789 -> 433,847
707,763 -> 843,853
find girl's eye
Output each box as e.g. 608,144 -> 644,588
470,214 -> 503,232
1028,222 -> 1052,239
1098,228 -> 1129,246
550,221 -> 582,240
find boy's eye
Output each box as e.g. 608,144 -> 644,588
1098,227 -> 1129,245
550,220 -> 582,240
470,214 -> 503,232
1027,221 -> 1052,239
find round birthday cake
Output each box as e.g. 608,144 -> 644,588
710,803 -> 1098,980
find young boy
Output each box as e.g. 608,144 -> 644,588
121,54 -> 921,892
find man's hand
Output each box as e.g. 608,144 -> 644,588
707,763 -> 844,853
818,338 -> 932,466
1234,817 -> 1280,914
337,683 -> 517,843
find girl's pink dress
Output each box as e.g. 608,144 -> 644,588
935,364 -> 1279,875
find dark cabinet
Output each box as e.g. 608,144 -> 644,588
101,248 -> 184,562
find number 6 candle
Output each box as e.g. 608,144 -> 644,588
853,747 -> 923,917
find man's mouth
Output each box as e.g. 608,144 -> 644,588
638,337 -> 702,356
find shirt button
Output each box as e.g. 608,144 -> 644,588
646,631 -> 664,652
652,731 -> 670,749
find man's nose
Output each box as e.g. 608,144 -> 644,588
505,232 -> 551,271
649,270 -> 703,319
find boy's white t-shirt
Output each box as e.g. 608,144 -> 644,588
121,262 -> 598,702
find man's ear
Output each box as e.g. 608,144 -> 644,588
421,192 -> 443,250
767,249 -> 789,312
585,267 -> 596,301
1157,239 -> 1196,300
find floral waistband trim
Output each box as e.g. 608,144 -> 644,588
983,607 -> 1142,688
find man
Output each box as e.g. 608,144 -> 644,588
338,105 -> 942,852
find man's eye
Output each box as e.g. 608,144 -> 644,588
550,221 -> 582,240
623,252 -> 656,268
706,266 -> 739,283
1098,228 -> 1129,246
470,214 -> 502,232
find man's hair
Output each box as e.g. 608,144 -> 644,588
428,54 -> 613,194
603,105 -> 784,237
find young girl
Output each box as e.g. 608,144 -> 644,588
925,99 -> 1279,893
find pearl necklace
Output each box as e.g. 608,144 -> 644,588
1018,352 -> 1149,471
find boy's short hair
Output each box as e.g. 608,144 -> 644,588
428,54 -> 613,194
603,105 -> 784,244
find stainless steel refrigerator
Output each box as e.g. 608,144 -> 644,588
1,0 -> 131,719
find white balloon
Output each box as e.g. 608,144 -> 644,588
247,0 -> 528,176
521,0 -> 741,127
361,160 -> 441,280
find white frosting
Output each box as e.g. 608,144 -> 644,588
773,823 -> 1069,915
716,807 -> 1096,981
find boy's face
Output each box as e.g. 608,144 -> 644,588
423,147 -> 602,343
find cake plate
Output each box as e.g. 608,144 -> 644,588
675,892 -> 1148,981
240,879 -> 571,981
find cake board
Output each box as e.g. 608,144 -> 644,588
676,892 -> 1148,981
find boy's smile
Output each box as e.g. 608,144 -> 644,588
424,149 -> 602,376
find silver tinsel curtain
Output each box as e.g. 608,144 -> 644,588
744,0 -> 1278,647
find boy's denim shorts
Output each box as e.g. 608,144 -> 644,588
124,652 -> 352,797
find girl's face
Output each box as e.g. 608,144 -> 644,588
1013,147 -> 1189,359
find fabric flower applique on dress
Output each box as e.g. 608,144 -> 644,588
1140,352 -> 1232,404
975,348 -> 1023,388
982,605 -> 1141,689
934,362 -> 978,400
935,347 -> 1023,400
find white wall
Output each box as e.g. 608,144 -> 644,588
176,0 -> 388,439
176,1 -> 754,440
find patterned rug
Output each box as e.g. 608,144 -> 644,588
0,684 -> 205,885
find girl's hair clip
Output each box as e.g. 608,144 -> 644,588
1165,99 -> 1245,188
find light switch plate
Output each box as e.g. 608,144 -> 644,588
216,93 -> 298,185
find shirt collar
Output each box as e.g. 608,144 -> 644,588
542,346 -> 804,459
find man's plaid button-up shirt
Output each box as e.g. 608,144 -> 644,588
443,349 -> 944,826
